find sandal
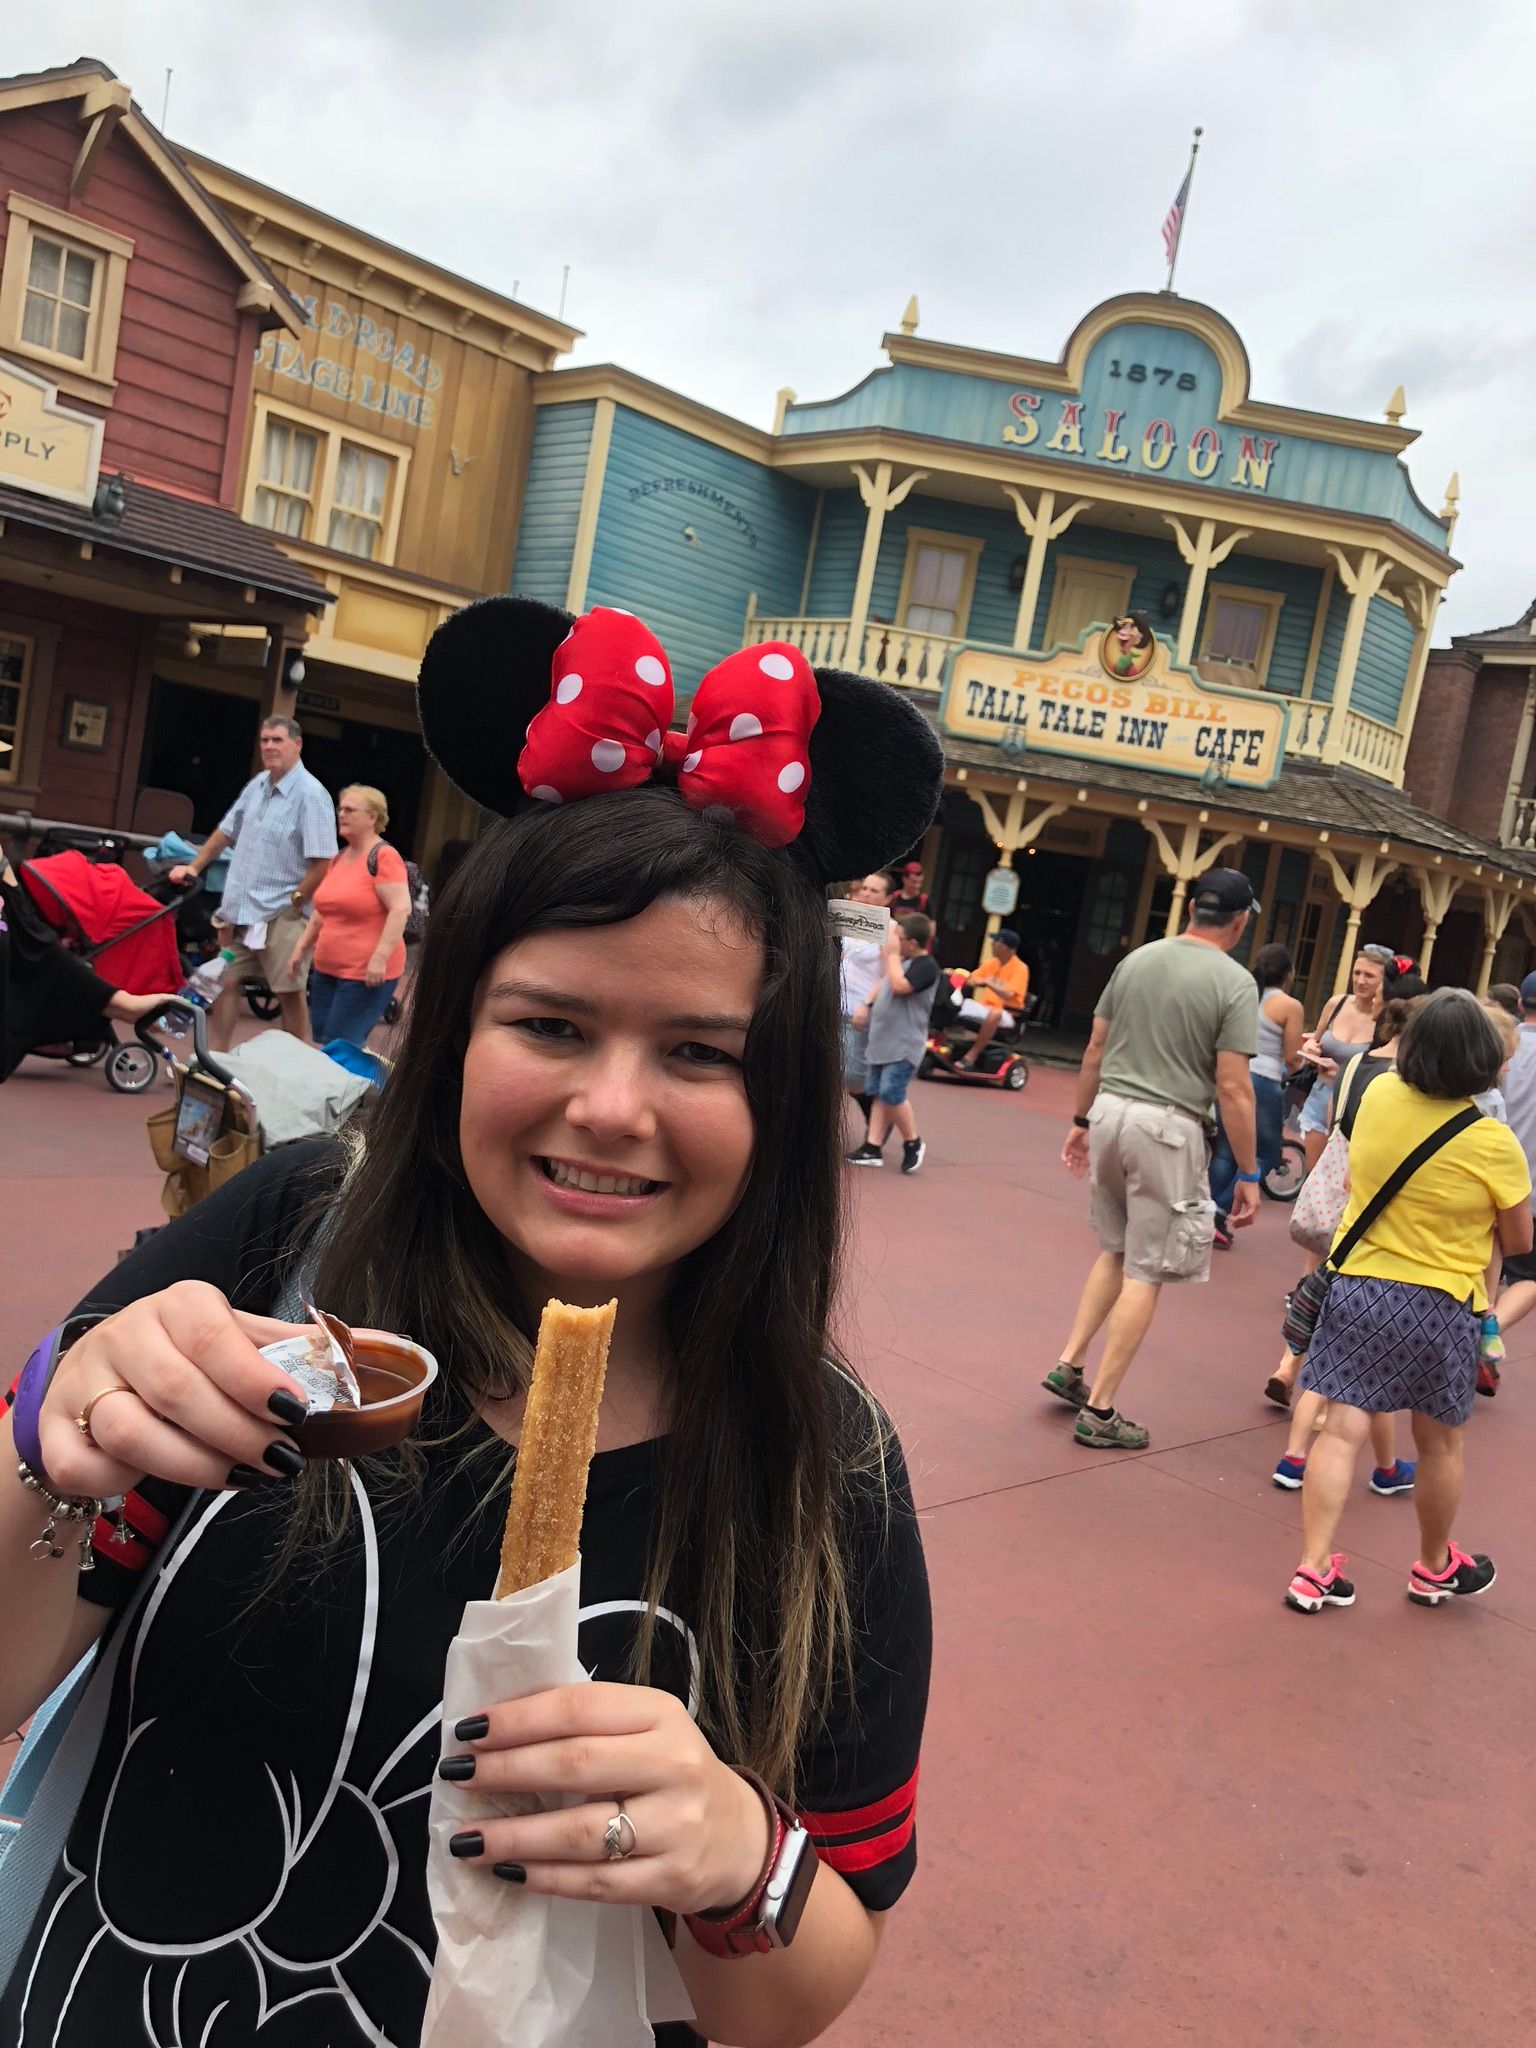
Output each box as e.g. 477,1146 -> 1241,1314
1264,1375 -> 1294,1409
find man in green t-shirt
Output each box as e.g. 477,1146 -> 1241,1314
1043,868 -> 1261,1450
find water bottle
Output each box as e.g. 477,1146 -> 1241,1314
166,947 -> 236,1038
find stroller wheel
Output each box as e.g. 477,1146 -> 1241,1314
383,995 -> 402,1027
66,1038 -> 111,1068
1004,1058 -> 1030,1091
246,986 -> 282,1021
105,1041 -> 158,1093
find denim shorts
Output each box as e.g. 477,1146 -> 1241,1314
867,1059 -> 916,1107
1298,1074 -> 1334,1137
841,1017 -> 870,1092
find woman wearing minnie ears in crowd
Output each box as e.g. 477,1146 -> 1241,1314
0,602 -> 941,2047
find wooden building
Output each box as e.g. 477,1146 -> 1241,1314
511,292 -> 1536,1021
179,153 -> 578,861
0,60 -> 327,837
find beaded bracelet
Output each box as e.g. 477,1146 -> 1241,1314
16,1459 -> 110,1570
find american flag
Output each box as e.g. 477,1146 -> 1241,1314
1162,166 -> 1193,267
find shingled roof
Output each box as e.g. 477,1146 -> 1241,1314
1452,598 -> 1536,657
0,475 -> 330,609
901,689 -> 1536,882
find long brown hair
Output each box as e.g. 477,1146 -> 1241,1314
296,786 -> 883,1795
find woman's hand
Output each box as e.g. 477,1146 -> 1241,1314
285,947 -> 308,983
364,951 -> 388,989
852,1002 -> 870,1030
438,1683 -> 772,1913
36,1284 -> 316,1501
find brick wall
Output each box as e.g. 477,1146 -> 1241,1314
1403,649 -> 1477,818
1447,669 -> 1529,841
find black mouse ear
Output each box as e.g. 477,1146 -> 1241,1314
795,670 -> 946,885
416,595 -> 571,816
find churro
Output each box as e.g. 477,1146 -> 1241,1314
495,1299 -> 616,1598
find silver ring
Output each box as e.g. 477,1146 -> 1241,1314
603,1803 -> 638,1861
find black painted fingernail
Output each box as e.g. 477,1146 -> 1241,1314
437,1754 -> 476,1782
267,1389 -> 308,1427
449,1831 -> 483,1859
263,1440 -> 304,1478
493,1862 -> 527,1883
227,1464 -> 275,1489
454,1714 -> 489,1742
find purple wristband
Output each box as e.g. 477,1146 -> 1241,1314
12,1326 -> 63,1485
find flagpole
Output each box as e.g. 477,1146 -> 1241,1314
1164,126 -> 1203,293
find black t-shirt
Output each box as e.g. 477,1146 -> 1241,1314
4,1144 -> 930,2048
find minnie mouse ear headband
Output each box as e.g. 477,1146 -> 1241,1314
415,597 -> 945,886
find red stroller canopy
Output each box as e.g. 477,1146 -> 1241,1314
21,850 -> 181,995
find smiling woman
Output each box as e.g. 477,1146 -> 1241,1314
1,598 -> 945,2048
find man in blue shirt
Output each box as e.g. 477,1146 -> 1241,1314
169,716 -> 337,1047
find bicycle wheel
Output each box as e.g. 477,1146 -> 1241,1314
1262,1138 -> 1306,1202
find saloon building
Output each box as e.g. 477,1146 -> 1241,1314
512,292 -> 1536,1024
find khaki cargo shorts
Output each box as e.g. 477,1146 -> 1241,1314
215,903 -> 312,994
1087,1092 -> 1214,1285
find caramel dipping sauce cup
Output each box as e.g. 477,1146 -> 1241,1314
297,1330 -> 439,1459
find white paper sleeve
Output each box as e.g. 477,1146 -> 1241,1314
420,1561 -> 693,2046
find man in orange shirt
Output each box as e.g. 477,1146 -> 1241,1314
954,928 -> 1031,1069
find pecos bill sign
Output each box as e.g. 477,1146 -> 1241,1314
943,625 -> 1290,790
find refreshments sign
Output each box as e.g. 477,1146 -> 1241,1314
0,354 -> 103,508
943,621 -> 1290,790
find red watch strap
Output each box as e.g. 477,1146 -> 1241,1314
683,1767 -> 787,1959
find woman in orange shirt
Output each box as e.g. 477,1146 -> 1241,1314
287,783 -> 412,1045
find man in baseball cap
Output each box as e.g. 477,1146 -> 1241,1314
1047,862 -> 1260,1449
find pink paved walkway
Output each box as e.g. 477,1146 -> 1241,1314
4,1046 -> 1535,2043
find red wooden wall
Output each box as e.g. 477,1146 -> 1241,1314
0,100 -> 249,504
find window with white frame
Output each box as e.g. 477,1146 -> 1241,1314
328,442 -> 392,560
897,530 -> 983,640
252,417 -> 322,537
0,634 -> 32,782
21,235 -> 97,361
1199,584 -> 1283,685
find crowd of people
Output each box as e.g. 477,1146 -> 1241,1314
168,714 -> 419,1051
1047,869 -> 1536,1613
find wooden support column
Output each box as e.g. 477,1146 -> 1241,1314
967,786 -> 1067,954
1320,546 -> 1391,760
1317,847 -> 1397,995
1413,866 -> 1458,979
1003,485 -> 1091,651
1141,816 -> 1243,938
847,462 -> 928,660
1476,886 -> 1518,998
1164,515 -> 1251,668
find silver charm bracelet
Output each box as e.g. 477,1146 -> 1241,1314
16,1459 -> 116,1571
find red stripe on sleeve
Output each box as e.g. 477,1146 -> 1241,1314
798,1763 -> 919,1841
90,1489 -> 170,1567
814,1809 -> 916,1875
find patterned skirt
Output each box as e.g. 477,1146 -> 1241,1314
1301,1273 -> 1478,1426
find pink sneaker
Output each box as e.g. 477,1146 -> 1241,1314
1407,1543 -> 1497,1606
1285,1554 -> 1357,1613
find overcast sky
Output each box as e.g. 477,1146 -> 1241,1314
18,1 -> 1535,638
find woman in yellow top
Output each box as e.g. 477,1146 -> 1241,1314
1287,989 -> 1532,1614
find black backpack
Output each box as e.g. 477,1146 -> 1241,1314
366,843 -> 430,943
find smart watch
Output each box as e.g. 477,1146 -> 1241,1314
1072,1115 -> 1092,1130
684,1768 -> 817,1957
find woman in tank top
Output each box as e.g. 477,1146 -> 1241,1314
1210,943 -> 1303,1244
1295,946 -> 1392,1174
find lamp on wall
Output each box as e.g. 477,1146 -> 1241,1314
1159,581 -> 1182,618
286,653 -> 307,686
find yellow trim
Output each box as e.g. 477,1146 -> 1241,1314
1043,555 -> 1135,650
245,393 -> 411,568
1299,559 -> 1334,701
894,526 -> 984,639
566,397 -> 615,611
1197,580 -> 1284,689
0,626 -> 35,785
881,292 -> 1419,455
0,194 -> 132,405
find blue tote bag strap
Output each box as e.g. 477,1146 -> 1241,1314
0,1494 -> 201,1998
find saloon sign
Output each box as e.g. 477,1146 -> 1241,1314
943,623 -> 1290,790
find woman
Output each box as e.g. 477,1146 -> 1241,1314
1283,989 -> 1531,1613
1295,945 -> 1392,1174
1270,988 -> 1424,1489
287,783 -> 411,1046
0,600 -> 939,2047
1209,942 -> 1303,1246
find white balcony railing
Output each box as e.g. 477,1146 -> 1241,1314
1507,797 -> 1536,851
742,611 -> 1408,784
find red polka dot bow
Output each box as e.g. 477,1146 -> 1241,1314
517,608 -> 820,847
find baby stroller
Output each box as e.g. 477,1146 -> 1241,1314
16,848 -> 189,1092
140,999 -> 376,1218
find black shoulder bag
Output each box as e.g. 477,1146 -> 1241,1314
1281,1103 -> 1481,1354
